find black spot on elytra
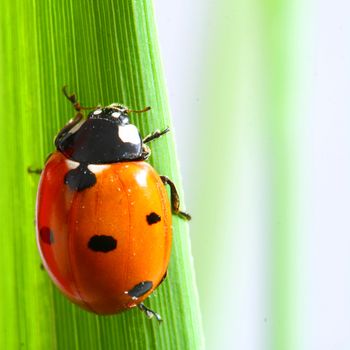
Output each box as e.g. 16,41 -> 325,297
127,281 -> 153,298
64,163 -> 96,191
146,212 -> 161,225
88,235 -> 117,252
39,227 -> 54,244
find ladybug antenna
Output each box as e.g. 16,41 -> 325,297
126,106 -> 151,114
62,85 -> 99,112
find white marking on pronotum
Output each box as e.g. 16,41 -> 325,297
65,159 -> 79,169
87,164 -> 110,174
69,119 -> 85,134
111,111 -> 121,119
93,109 -> 102,115
118,124 -> 140,144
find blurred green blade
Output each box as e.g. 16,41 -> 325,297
0,0 -> 204,349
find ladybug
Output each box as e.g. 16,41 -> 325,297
34,87 -> 190,321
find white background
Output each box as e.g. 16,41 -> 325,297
154,1 -> 350,349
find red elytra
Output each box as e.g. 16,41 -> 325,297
37,152 -> 171,314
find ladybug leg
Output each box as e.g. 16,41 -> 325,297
27,152 -> 53,176
27,166 -> 42,175
62,85 -> 99,112
57,87 -> 100,150
141,128 -> 169,160
141,144 -> 151,160
137,302 -> 162,323
143,127 -> 170,144
160,176 -> 191,220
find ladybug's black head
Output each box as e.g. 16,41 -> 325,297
55,105 -> 146,164
88,104 -> 130,125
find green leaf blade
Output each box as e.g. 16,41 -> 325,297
0,0 -> 204,349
